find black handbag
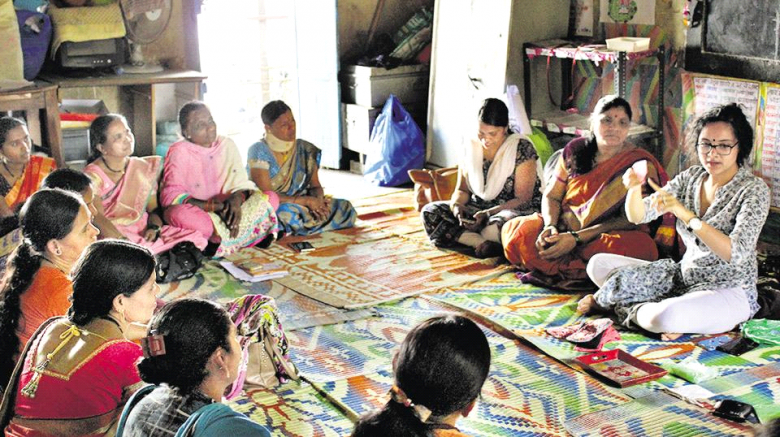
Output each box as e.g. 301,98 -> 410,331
155,241 -> 204,283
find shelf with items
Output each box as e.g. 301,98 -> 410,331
39,69 -> 206,164
522,39 -> 665,159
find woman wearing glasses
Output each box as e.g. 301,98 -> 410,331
578,103 -> 771,340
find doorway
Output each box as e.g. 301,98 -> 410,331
197,0 -> 340,167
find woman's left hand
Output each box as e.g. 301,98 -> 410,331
306,196 -> 330,221
143,226 -> 160,242
472,210 -> 490,227
538,232 -> 578,260
222,192 -> 245,237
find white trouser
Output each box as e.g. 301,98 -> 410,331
588,253 -> 751,334
634,287 -> 751,334
587,253 -> 651,287
457,223 -> 500,248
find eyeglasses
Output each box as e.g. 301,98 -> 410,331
697,142 -> 737,155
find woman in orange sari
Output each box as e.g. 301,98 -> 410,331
501,95 -> 674,291
0,118 -> 56,236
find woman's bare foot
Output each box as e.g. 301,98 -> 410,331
577,294 -> 607,315
661,332 -> 683,341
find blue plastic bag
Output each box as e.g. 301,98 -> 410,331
364,95 -> 425,186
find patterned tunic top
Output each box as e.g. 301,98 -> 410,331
640,165 -> 770,315
467,138 -> 542,212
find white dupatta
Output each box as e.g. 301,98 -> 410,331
464,133 -> 521,201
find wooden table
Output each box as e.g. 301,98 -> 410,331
40,69 -> 207,158
0,82 -> 63,167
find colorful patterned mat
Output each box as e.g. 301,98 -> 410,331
564,391 -> 755,437
698,362 -> 780,423
227,235 -> 511,309
310,339 -> 632,436
428,273 -> 780,394
287,297 -> 511,384
428,273 -> 584,334
227,380 -> 354,437
158,255 -> 373,331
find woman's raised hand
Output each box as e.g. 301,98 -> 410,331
647,179 -> 684,217
622,167 -> 644,189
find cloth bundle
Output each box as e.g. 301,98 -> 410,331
48,2 -> 125,57
223,294 -> 299,399
546,318 -> 621,352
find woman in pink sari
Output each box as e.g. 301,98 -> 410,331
83,114 -> 208,254
161,102 -> 279,258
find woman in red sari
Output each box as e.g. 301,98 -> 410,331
0,118 -> 55,236
501,95 -> 674,291
0,240 -> 158,437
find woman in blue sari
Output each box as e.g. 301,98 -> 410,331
247,100 -> 357,236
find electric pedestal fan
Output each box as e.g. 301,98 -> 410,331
119,0 -> 172,74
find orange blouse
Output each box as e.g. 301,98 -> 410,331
17,266 -> 72,352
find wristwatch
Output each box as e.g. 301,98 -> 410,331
687,217 -> 703,232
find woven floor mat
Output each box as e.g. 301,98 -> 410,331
227,235 -> 510,309
288,296 -> 512,384
158,253 -> 375,331
564,391 -> 754,436
227,380 -> 354,437
260,281 -> 377,331
427,274 -> 583,334
310,339 -> 631,436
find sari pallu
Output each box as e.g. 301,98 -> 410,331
502,139 -> 674,289
84,157 -> 208,255
2,156 -> 55,210
0,317 -> 144,437
248,139 -> 356,236
557,142 -> 676,256
0,156 -> 55,237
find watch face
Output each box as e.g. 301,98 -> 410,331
689,218 -> 703,231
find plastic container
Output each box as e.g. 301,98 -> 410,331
16,10 -> 52,80
605,37 -> 650,52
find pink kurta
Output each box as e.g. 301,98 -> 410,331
161,136 -> 278,257
84,156 -> 207,255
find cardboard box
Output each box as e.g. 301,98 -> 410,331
340,64 -> 429,107
60,99 -> 109,115
605,37 -> 650,52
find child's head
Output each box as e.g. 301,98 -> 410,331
353,315 -> 491,437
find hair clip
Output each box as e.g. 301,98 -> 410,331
389,385 -> 432,423
141,332 -> 166,358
